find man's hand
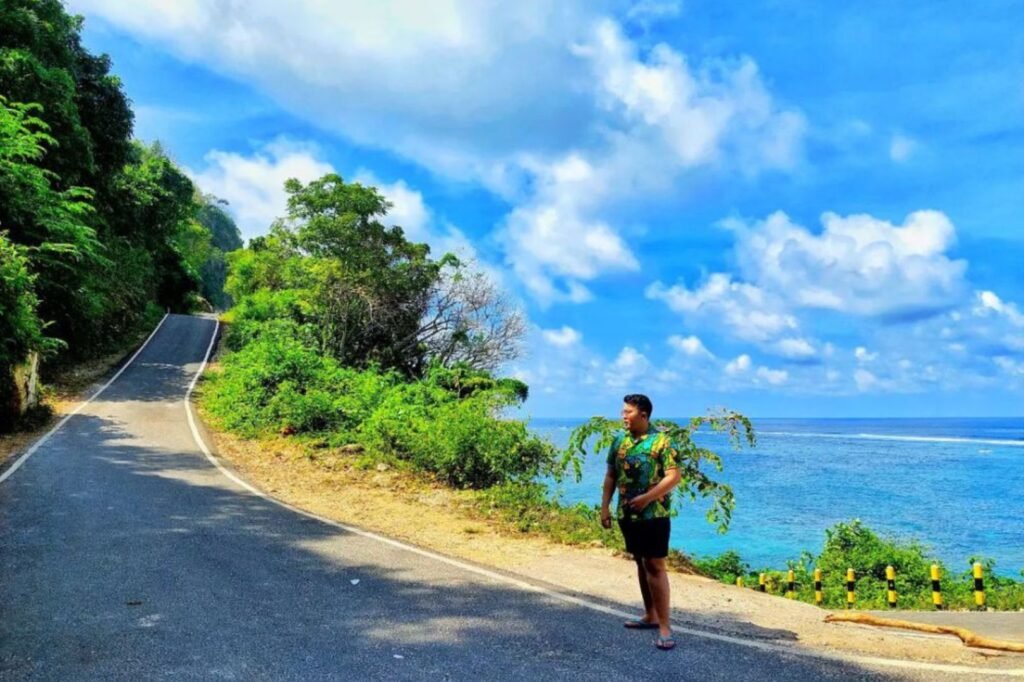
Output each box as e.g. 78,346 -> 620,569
600,506 -> 612,529
626,494 -> 651,512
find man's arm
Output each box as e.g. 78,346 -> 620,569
600,466 -> 616,528
625,466 -> 681,511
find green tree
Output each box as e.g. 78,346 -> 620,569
0,232 -> 49,368
284,174 -> 448,374
196,195 -> 242,309
565,412 -> 755,532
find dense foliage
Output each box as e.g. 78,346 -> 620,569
0,1 -> 241,429
205,172 -> 541,488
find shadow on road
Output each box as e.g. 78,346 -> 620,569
2,412 -> 907,680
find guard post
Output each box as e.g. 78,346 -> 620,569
974,562 -> 986,609
786,569 -> 795,599
813,568 -> 823,606
846,568 -> 856,608
930,563 -> 943,610
886,565 -> 897,608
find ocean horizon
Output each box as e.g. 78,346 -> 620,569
529,417 -> 1024,576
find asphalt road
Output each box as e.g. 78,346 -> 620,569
0,314 -> 1013,680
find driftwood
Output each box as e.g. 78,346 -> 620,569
825,612 -> 1024,653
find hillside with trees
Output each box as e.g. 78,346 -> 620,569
0,0 -> 240,429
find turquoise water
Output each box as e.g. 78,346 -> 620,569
531,418 -> 1024,576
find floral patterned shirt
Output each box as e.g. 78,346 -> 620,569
607,429 -> 680,521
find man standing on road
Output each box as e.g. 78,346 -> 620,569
601,394 -> 682,651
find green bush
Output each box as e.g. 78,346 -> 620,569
695,520 -> 1024,610
205,320 -> 558,488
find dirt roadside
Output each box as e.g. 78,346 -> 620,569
195,375 -> 1023,671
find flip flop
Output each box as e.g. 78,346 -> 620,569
623,618 -> 659,630
655,634 -> 677,650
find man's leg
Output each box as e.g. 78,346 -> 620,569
634,558 -> 657,623
643,557 -> 672,637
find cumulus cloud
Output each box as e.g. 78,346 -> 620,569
974,290 -> 1024,327
772,337 -> 817,360
576,19 -> 805,172
541,326 -> 582,348
188,139 -> 335,240
733,210 -> 967,319
77,1 -> 805,303
724,354 -> 751,375
667,334 -> 714,357
492,18 -> 804,303
605,346 -> 653,388
646,275 -> 798,343
70,0 -> 598,182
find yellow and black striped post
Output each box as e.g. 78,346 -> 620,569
886,565 -> 897,608
930,563 -> 943,610
786,569 -> 795,599
736,576 -> 744,588
973,562 -> 986,609
846,568 -> 856,607
758,572 -> 766,592
813,568 -> 823,606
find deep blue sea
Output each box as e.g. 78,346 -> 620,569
530,418 -> 1024,576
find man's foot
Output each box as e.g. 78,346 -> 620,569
655,633 -> 676,650
623,617 -> 659,630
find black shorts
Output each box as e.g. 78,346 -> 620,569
618,517 -> 670,559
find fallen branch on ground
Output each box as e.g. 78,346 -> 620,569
824,612 -> 1024,653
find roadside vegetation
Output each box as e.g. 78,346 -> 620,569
199,170 -> 753,578
0,0 -> 242,430
694,520 -> 1024,610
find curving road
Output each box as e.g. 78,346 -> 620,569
0,315 -> 1010,680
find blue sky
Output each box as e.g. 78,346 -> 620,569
70,1 -> 1024,418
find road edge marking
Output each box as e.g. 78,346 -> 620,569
0,314 -> 170,485
182,319 -> 1024,679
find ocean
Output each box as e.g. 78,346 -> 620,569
530,417 -> 1024,576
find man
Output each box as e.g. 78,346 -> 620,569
600,393 -> 681,651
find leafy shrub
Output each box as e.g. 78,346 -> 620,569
205,319 -> 557,488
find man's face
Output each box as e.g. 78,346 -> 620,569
621,402 -> 648,432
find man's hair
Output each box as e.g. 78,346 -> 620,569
623,393 -> 653,418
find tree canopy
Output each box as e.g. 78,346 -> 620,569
0,1 -> 239,427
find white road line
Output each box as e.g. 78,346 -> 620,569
0,314 -> 170,485
171,317 -> 1020,678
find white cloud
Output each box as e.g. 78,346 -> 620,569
188,139 -> 335,240
732,209 -> 967,318
854,346 -> 878,363
606,346 -> 652,387
646,275 -> 798,343
498,20 -> 804,303
78,2 -> 805,302
71,0 -> 600,182
995,357 -> 1024,377
498,154 -> 640,304
667,334 -> 713,357
772,337 -> 817,360
853,368 -> 878,392
576,19 -> 805,172
541,326 -> 582,348
974,290 -> 1024,327
756,366 -> 788,385
889,134 -> 916,162
724,354 -> 751,375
